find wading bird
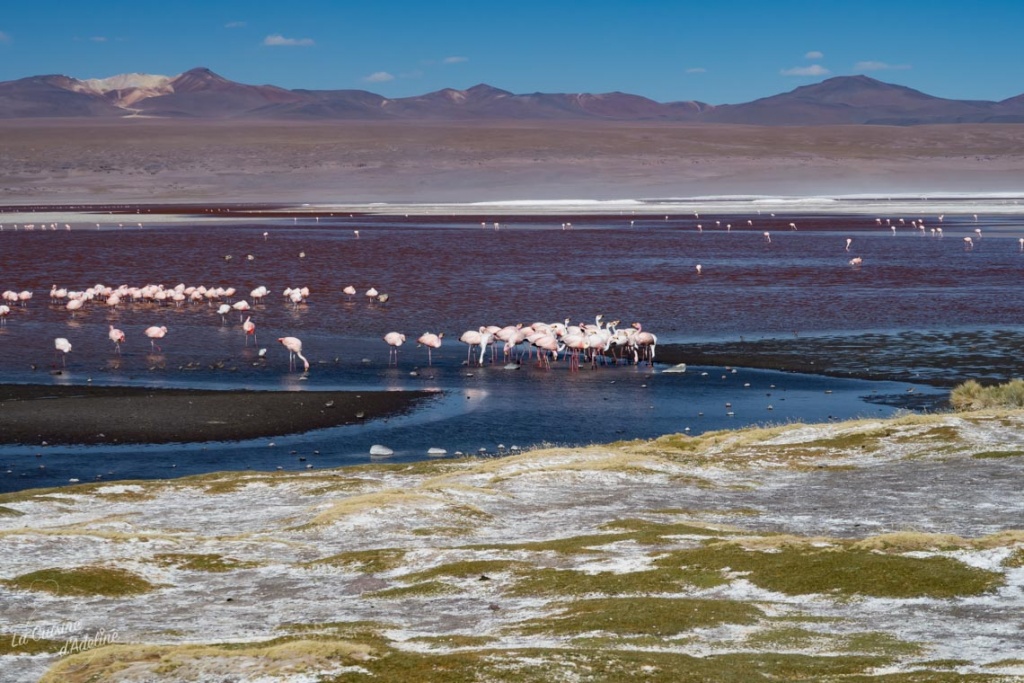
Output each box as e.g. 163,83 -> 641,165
243,316 -> 257,346
108,325 -> 125,354
54,337 -> 72,367
144,325 -> 168,352
383,332 -> 406,365
417,332 -> 443,365
278,336 -> 309,372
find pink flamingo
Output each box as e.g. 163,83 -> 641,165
0,304 -> 9,324
417,332 -> 443,365
108,325 -> 125,354
383,332 -> 406,365
242,316 -> 257,346
144,325 -> 168,352
277,336 -> 309,372
232,299 -> 251,321
631,322 -> 657,366
54,337 -> 72,367
503,328 -> 529,362
459,327 -> 491,365
562,332 -> 588,372
531,333 -> 561,369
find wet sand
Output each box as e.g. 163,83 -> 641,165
662,328 -> 1024,391
0,384 -> 436,446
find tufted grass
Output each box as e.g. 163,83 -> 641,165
4,566 -> 158,597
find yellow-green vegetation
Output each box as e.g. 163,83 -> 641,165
744,626 -> 834,650
509,565 -> 726,597
410,524 -> 476,537
3,566 -> 157,597
1003,548 -> 1024,568
745,627 -> 926,656
0,505 -> 24,517
917,659 -> 972,669
851,532 -> 973,553
189,469 -> 370,496
403,559 -> 531,582
465,519 -> 734,555
366,580 -> 459,599
602,517 -> 738,538
843,631 -> 925,656
152,553 -> 260,573
745,626 -> 929,655
517,597 -> 762,636
407,634 -> 497,649
654,543 -> 1002,598
305,548 -> 407,573
461,532 -> 634,554
38,638 -> 374,683
275,620 -> 394,647
0,633 -> 68,656
893,425 -> 960,444
40,638 -> 927,683
951,379 -> 1024,410
306,490 -> 439,526
973,450 -> 1024,459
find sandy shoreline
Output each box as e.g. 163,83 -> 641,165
0,384 -> 436,446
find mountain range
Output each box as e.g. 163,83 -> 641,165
2,67 -> 1022,126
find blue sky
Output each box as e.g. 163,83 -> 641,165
1,1 -> 1021,104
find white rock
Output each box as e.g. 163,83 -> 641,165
369,444 -> 394,456
427,447 -> 447,457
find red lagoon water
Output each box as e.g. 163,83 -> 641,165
2,210 -> 1024,359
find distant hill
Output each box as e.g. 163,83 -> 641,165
0,67 -> 1021,125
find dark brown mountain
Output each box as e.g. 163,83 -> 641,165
703,75 -> 1019,125
0,67 -> 1020,125
0,75 -> 129,118
131,67 -> 306,118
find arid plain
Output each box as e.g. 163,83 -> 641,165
3,119 -> 1024,204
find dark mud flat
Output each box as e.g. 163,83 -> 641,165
661,328 -> 1024,398
0,384 -> 436,445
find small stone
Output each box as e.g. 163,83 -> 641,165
369,444 -> 394,456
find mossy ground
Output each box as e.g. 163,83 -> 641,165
3,566 -> 157,597
4,410 -> 1023,681
152,553 -> 261,572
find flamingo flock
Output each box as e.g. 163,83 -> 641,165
393,316 -> 658,370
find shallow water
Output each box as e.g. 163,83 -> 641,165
2,202 -> 1020,491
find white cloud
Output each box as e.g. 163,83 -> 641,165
363,71 -> 395,83
0,31 -> 10,44
685,67 -> 707,74
263,34 -> 314,47
90,36 -> 107,43
804,50 -> 823,59
442,56 -> 467,64
225,21 -> 247,29
780,64 -> 830,77
854,60 -> 910,71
